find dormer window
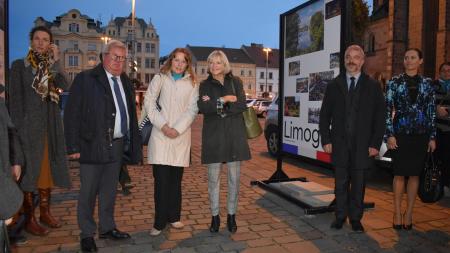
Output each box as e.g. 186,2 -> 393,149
69,23 -> 79,33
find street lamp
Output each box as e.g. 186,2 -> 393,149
263,47 -> 272,97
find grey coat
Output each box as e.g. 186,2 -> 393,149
8,58 -> 71,191
198,74 -> 251,164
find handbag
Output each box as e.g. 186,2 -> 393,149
139,75 -> 162,146
418,152 -> 444,203
230,79 -> 262,139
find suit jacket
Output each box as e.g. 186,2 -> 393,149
64,64 -> 142,164
319,73 -> 386,169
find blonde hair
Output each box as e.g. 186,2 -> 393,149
207,50 -> 231,75
102,39 -> 127,55
160,48 -> 197,85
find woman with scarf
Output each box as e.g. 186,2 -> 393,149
8,26 -> 71,236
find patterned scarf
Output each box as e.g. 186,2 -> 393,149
26,49 -> 60,104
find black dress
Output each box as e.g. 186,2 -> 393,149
392,75 -> 429,176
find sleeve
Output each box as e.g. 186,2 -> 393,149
224,78 -> 247,116
8,61 -> 26,136
369,81 -> 387,149
50,60 -> 70,90
143,74 -> 167,130
63,73 -> 84,154
427,82 -> 437,140
384,79 -> 396,139
172,85 -> 199,135
8,126 -> 24,166
197,82 -> 218,115
319,80 -> 333,146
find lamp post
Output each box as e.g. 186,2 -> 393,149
263,47 -> 272,97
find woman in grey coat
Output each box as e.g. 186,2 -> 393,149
198,50 -> 251,234
8,26 -> 70,236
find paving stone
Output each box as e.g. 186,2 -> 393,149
220,241 -> 247,251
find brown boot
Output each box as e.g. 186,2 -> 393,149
39,188 -> 61,228
23,192 -> 49,236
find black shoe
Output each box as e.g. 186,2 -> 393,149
350,221 -> 365,233
99,228 -> 131,240
9,234 -> 28,246
330,219 -> 345,229
80,237 -> 98,252
209,215 -> 220,233
227,214 -> 237,233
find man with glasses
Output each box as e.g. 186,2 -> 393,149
64,40 -> 142,252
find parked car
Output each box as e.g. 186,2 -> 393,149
254,100 -> 272,117
246,98 -> 266,108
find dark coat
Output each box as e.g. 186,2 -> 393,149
64,64 -> 142,164
8,59 -> 71,191
319,73 -> 386,169
198,74 -> 251,164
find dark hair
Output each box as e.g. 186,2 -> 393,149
29,26 -> 53,42
439,62 -> 450,72
405,48 -> 423,59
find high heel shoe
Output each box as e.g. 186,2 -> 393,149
392,213 -> 402,230
209,215 -> 220,233
403,213 -> 413,230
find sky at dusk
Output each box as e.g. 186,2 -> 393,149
9,0 -> 308,63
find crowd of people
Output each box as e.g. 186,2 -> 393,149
0,26 -> 449,252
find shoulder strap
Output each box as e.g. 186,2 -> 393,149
230,77 -> 236,95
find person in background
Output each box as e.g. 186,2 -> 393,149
143,48 -> 198,236
198,50 -> 251,234
64,40 -> 142,252
8,26 -> 71,236
385,48 -> 436,230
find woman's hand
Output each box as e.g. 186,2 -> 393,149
428,139 -> 436,152
48,44 -> 60,62
162,124 -> 179,139
11,165 -> 21,181
202,95 -> 210,102
223,95 -> 237,103
387,136 -> 398,150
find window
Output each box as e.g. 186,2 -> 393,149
145,43 -> 151,53
88,43 -> 96,51
128,20 -> 132,26
69,40 -> 78,50
201,68 -> 205,74
147,33 -> 150,38
248,84 -> 252,90
69,23 -> 79,32
136,57 -> 141,68
88,56 -> 96,66
145,58 -> 150,68
241,70 -> 244,76
151,59 -> 156,69
368,33 -> 376,53
151,43 -> 156,53
260,72 -> 264,79
145,73 -> 150,83
260,85 -> 264,92
137,43 -> 142,53
137,73 -> 141,81
68,72 -> 73,81
113,30 -> 116,36
269,72 -> 273,79
68,56 -> 78,66
269,85 -> 273,92
249,70 -> 252,76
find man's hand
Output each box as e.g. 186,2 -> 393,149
437,105 -> 449,118
11,165 -> 21,181
68,153 -> 80,160
368,147 -> 379,157
428,140 -> 436,152
323,144 -> 332,153
222,95 -> 237,103
387,136 -> 398,150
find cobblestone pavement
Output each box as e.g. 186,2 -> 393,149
11,116 -> 450,253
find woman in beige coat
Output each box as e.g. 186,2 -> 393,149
144,48 -> 199,236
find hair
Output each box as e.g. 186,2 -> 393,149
160,48 -> 196,85
102,39 -> 127,55
439,62 -> 450,72
207,50 -> 232,75
344,44 -> 365,58
29,26 -> 53,42
405,48 -> 423,59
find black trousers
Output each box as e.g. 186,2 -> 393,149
334,148 -> 367,222
152,165 -> 183,230
77,138 -> 123,239
437,129 -> 450,186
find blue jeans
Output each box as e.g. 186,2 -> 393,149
207,161 -> 241,216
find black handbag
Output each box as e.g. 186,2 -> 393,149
139,75 -> 162,146
418,152 -> 444,203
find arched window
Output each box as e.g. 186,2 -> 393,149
367,33 -> 376,53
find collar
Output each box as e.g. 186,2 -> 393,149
346,72 -> 361,81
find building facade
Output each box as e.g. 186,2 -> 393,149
34,9 -> 160,87
186,45 -> 257,98
242,43 -> 279,99
364,0 -> 450,80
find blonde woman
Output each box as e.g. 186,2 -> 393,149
144,48 -> 199,236
198,50 -> 251,233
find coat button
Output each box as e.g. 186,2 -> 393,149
112,113 -> 115,116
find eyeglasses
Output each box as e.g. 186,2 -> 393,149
106,53 -> 127,62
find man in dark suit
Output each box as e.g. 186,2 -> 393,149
64,40 -> 142,252
319,45 -> 385,232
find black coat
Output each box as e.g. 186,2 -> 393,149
198,74 -> 251,164
319,73 -> 386,169
64,64 -> 142,164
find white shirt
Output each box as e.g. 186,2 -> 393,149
104,69 -> 129,138
346,72 -> 361,90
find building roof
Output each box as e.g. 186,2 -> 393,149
186,45 -> 254,64
36,9 -> 103,33
242,43 -> 279,68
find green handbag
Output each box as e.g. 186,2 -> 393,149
230,79 -> 263,139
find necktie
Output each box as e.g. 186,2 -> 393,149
111,76 -> 127,136
349,77 -> 355,93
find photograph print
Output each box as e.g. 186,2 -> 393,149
284,96 -> 300,117
289,61 -> 301,76
296,77 -> 309,93
329,52 -> 339,69
285,0 -> 324,58
325,0 -> 341,20
309,70 -> 334,101
308,107 -> 321,124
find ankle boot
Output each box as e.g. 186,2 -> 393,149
209,215 -> 220,233
39,188 -> 61,228
227,214 -> 237,233
23,192 -> 49,236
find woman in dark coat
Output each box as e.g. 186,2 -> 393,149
198,50 -> 251,234
8,26 -> 70,236
385,48 -> 436,230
